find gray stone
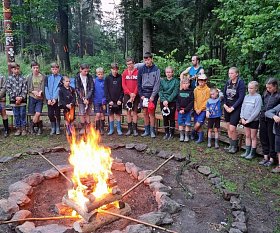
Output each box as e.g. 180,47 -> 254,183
117,143 -> 125,148
125,162 -> 135,174
0,198 -> 19,220
232,222 -> 248,232
110,231 -> 123,233
23,173 -> 44,186
0,156 -> 14,163
189,162 -> 199,169
135,144 -> 148,152
233,211 -> 246,223
56,165 -> 73,173
157,150 -> 172,159
8,192 -> 31,206
230,196 -> 244,211
124,224 -> 152,233
16,222 -> 36,233
51,146 -> 66,153
113,158 -> 123,163
112,187 -> 121,195
149,182 -> 171,193
229,228 -> 243,233
107,143 -> 119,150
145,148 -> 158,155
155,192 -> 171,203
111,162 -> 126,172
208,174 -> 217,179
31,224 -> 72,233
138,211 -> 173,225
125,143 -> 135,149
157,195 -> 181,214
14,153 -> 23,158
9,181 -> 33,196
138,170 -> 153,181
144,176 -> 163,185
26,150 -> 39,155
197,166 -> 211,176
131,166 -> 141,179
43,169 -> 60,179
222,189 -> 240,201
9,210 -> 32,228
173,153 -> 186,162
211,177 -> 222,185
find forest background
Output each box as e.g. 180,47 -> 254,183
0,0 -> 279,91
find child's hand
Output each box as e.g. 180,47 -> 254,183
206,112 -> 210,118
52,99 -> 56,105
273,115 -> 280,123
109,101 -> 113,106
83,99 -> 89,105
179,110 -> 184,114
66,104 -> 71,109
117,100 -> 122,105
47,100 -> 52,105
241,119 -> 247,125
163,101 -> 168,107
196,110 -> 201,115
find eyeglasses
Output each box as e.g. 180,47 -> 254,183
126,62 -> 134,66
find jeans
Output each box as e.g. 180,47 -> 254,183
13,105 -> 26,128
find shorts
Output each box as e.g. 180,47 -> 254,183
224,106 -> 241,127
208,117 -> 221,129
194,111 -> 206,124
94,103 -> 107,114
244,120 -> 259,129
140,94 -> 159,109
28,96 -> 43,114
78,103 -> 92,116
275,135 -> 280,153
178,112 -> 192,126
108,104 -> 122,115
123,94 -> 140,112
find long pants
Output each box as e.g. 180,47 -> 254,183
259,118 -> 276,159
47,102 -> 61,123
13,105 -> 26,128
160,102 -> 176,131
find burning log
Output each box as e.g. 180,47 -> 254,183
73,203 -> 131,233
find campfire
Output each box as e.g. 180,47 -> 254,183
62,128 -> 131,232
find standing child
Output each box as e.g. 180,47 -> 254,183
59,76 -> 76,137
93,67 -> 106,135
176,77 -> 194,142
27,61 -> 45,135
5,63 -> 28,136
206,88 -> 222,148
193,74 -> 210,143
0,75 -> 9,137
75,64 -> 94,135
159,66 -> 180,139
45,63 -> 63,135
240,81 -> 262,159
105,63 -> 124,135
265,104 -> 280,173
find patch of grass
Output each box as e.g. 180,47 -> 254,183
222,178 -> 238,192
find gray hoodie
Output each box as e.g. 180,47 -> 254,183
240,93 -> 262,123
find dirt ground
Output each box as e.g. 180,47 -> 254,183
0,132 -> 279,233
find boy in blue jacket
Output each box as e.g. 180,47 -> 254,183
45,63 -> 63,135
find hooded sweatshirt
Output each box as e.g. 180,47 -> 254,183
159,77 -> 180,103
194,84 -> 210,111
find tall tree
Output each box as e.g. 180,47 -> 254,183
143,0 -> 152,54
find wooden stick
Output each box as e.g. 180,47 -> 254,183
99,209 -> 178,233
38,152 -> 74,187
122,154 -> 175,198
0,215 -> 81,225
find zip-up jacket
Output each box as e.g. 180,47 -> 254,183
94,77 -> 106,105
122,68 -> 138,95
44,74 -> 63,100
104,73 -> 124,103
59,85 -> 76,109
6,74 -> 28,105
176,88 -> 194,113
159,77 -> 180,103
194,85 -> 210,111
265,104 -> 280,135
260,91 -> 280,119
137,64 -> 160,98
75,73 -> 94,104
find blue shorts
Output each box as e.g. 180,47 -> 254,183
94,103 -> 107,114
178,112 -> 192,126
78,103 -> 92,116
28,96 -> 43,114
194,111 -> 206,124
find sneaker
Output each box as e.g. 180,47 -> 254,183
272,166 -> 280,173
21,128 -> 27,136
259,159 -> 268,166
263,160 -> 274,167
14,128 -> 21,136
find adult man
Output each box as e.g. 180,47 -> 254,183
137,52 -> 160,138
122,57 -> 139,136
27,61 -> 45,135
180,55 -> 205,89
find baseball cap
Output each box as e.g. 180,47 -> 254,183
197,74 -> 207,80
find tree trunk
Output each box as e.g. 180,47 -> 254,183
3,0 -> 15,74
57,0 -> 71,72
78,0 -> 84,58
142,0 -> 152,54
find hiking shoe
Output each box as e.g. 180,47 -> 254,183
21,128 -> 27,136
264,160 -> 274,167
259,159 -> 269,166
14,128 -> 21,136
272,166 -> 280,173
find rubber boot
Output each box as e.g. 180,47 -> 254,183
196,131 -> 204,144
168,127 -> 174,140
214,138 -> 219,149
50,122 -> 56,135
241,145 -> 251,158
141,125 -> 150,137
224,138 -> 233,151
95,120 -> 100,132
117,121 -> 122,135
100,120 -> 105,135
3,119 -> 9,137
190,130 -> 197,140
132,123 -> 138,136
163,126 -> 169,140
126,122 -> 132,136
56,120 -> 61,135
29,121 -> 36,134
184,131 -> 190,142
150,126 -> 156,138
228,140 -> 238,154
245,147 -> 257,160
179,130 -> 184,142
108,121 -> 114,135
207,137 -> 212,148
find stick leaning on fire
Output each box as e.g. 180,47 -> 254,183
0,153 -> 177,232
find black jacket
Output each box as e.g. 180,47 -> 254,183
59,86 -> 76,109
75,73 -> 94,104
176,89 -> 194,113
260,91 -> 280,119
104,73 -> 124,103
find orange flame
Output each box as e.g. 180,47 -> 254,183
67,127 -> 112,210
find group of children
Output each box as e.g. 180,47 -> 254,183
0,54 -> 279,173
